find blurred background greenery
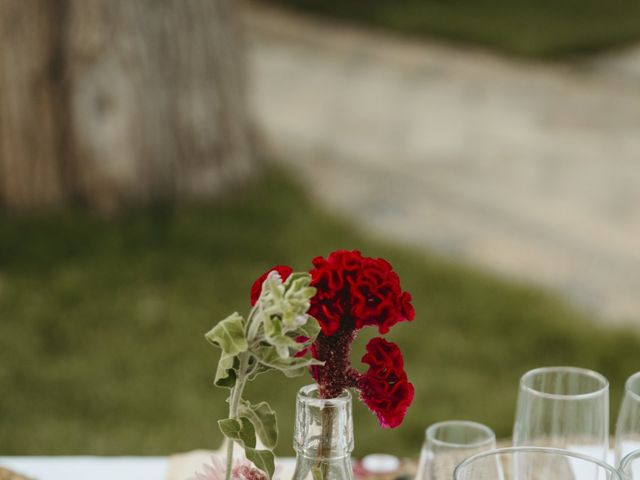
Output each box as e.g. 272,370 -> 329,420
1,0 -> 639,460
265,0 -> 640,57
1,169 -> 638,456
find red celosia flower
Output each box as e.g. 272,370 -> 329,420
308,250 -> 415,428
358,337 -> 414,428
250,265 -> 293,306
309,250 -> 414,336
251,254 -> 415,428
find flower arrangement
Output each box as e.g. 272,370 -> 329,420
206,250 -> 414,480
205,270 -> 321,480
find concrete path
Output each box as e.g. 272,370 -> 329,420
243,4 -> 640,325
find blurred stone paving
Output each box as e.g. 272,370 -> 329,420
242,3 -> 640,326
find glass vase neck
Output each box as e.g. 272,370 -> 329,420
292,384 -> 354,480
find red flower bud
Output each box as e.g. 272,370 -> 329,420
250,265 -> 293,306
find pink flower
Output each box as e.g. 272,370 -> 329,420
189,455 -> 225,480
189,456 -> 270,480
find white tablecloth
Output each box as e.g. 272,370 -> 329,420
0,456 -> 168,480
0,450 -> 619,479
0,454 -> 297,480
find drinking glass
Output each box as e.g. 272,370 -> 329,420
415,420 -> 496,480
454,446 -> 621,480
620,449 -> 640,479
616,372 -> 640,465
513,366 -> 609,461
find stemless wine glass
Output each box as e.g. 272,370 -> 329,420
415,420 -> 496,480
616,372 -> 640,465
454,447 -> 621,480
513,366 -> 609,461
620,449 -> 640,479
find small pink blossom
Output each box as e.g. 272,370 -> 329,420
189,456 -> 271,480
188,456 -> 224,480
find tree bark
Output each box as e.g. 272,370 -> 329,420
0,0 -> 255,212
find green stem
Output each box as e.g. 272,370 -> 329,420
224,354 -> 249,480
318,406 -> 335,480
224,435 -> 235,480
223,296 -> 266,480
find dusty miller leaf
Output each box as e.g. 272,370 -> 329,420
214,353 -> 237,388
253,345 -> 323,377
239,400 -> 278,449
218,417 -> 274,479
297,315 -> 320,341
205,312 -> 248,356
217,417 -> 256,449
247,362 -> 273,381
245,448 -> 275,480
263,315 -> 300,357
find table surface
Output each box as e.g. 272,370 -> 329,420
0,455 -> 300,480
0,456 -> 169,480
0,450 -> 619,480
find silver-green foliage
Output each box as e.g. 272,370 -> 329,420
205,271 -> 321,479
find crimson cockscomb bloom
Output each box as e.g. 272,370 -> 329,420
250,251 -> 415,428
358,337 -> 415,428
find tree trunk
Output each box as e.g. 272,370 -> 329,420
0,0 -> 255,212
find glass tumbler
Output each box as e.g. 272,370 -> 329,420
620,449 -> 640,480
513,366 -> 609,461
616,372 -> 640,465
415,420 -> 496,480
454,446 -> 621,480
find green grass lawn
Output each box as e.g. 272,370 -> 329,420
265,0 -> 640,58
1,168 -> 639,457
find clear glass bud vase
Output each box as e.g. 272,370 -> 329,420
291,384 -> 354,480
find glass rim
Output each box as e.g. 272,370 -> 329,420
625,371 -> 640,402
620,448 -> 640,473
297,383 -> 351,407
454,446 -> 621,479
425,420 -> 496,449
520,366 -> 609,400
